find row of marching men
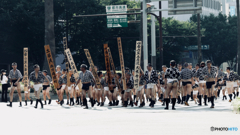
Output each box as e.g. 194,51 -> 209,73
1,60 -> 239,109
157,60 -> 239,110
53,59 -> 239,110
0,63 -> 52,107
1,61 -> 160,109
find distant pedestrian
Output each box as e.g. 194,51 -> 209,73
1,69 -> 8,102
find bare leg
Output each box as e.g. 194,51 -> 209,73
24,93 -> 27,101
73,89 -> 76,101
101,90 -> 104,103
129,91 -> 133,101
164,83 -> 172,109
88,86 -> 93,99
46,87 -> 51,100
193,92 -> 197,104
27,92 -> 32,101
97,90 -> 100,103
43,90 -> 46,102
171,82 -> 178,109
184,84 -> 191,106
60,88 -> 65,102
64,87 -> 69,104
103,91 -> 107,102
9,87 -> 15,102
108,92 -> 113,103
137,91 -> 141,104
150,86 -> 156,107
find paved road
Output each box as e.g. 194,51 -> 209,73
0,93 -> 239,135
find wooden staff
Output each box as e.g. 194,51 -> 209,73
63,37 -> 71,87
65,48 -> 82,93
84,49 -> 102,89
134,41 -> 142,89
107,47 -> 122,92
44,45 -> 59,89
104,44 -> 113,91
117,37 -> 127,90
23,48 -> 28,91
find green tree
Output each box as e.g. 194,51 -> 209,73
0,0 -> 204,72
59,0 -> 141,70
190,13 -> 237,67
155,17 -> 197,67
0,0 -> 45,68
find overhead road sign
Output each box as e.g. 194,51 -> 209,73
140,0 -> 167,1
168,0 -> 203,15
106,5 -> 128,28
149,7 -> 202,12
183,45 -> 209,51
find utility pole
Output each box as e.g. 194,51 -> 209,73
237,0 -> 240,74
159,1 -> 163,68
140,2 -> 144,69
143,0 -> 148,71
151,15 -> 156,70
197,13 -> 202,64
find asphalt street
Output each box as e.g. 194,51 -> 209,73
0,93 -> 239,135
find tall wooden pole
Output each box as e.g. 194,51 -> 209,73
23,48 -> 28,92
104,44 -> 113,91
117,37 -> 127,90
44,45 -> 59,89
63,37 -> 70,86
107,47 -> 122,93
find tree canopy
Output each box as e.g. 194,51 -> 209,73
0,0 -> 236,72
190,13 -> 237,68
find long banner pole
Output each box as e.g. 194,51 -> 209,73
107,47 -> 122,93
117,37 -> 127,90
65,48 -> 82,93
63,37 -> 70,87
134,41 -> 142,89
44,45 -> 59,89
84,49 -> 102,89
104,44 -> 113,91
23,48 -> 28,91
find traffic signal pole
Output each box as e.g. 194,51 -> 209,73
151,15 -> 156,70
237,0 -> 240,73
159,1 -> 163,69
142,0 -> 148,72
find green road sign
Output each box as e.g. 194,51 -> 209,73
183,45 -> 209,51
106,5 -> 128,28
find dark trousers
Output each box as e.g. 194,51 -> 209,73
1,84 -> 8,102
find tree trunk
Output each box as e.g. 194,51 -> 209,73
43,0 -> 55,73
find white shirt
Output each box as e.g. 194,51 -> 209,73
1,75 -> 8,84
227,73 -> 230,78
148,70 -> 152,80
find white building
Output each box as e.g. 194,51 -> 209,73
151,0 -> 222,21
223,0 -> 237,16
134,0 -> 236,19
128,0 -> 236,67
